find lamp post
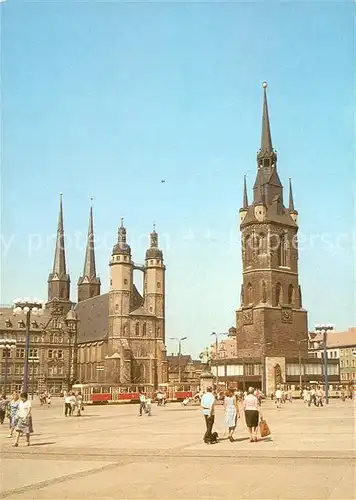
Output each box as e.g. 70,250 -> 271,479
13,299 -> 44,393
0,338 -> 17,396
28,356 -> 40,400
288,339 -> 308,391
315,324 -> 334,404
252,342 -> 272,394
169,337 -> 187,385
210,332 -> 228,389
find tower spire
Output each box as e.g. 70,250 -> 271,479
288,178 -> 295,211
243,175 -> 248,208
260,81 -> 273,154
77,198 -> 101,302
52,193 -> 66,275
47,193 -> 71,304
82,200 -> 96,279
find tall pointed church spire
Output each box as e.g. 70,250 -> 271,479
83,200 -> 96,278
243,175 -> 248,208
288,178 -> 295,211
47,194 -> 71,303
77,199 -> 101,302
257,82 -> 277,166
52,193 -> 66,275
260,81 -> 273,154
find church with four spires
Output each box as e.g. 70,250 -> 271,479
46,196 -> 168,390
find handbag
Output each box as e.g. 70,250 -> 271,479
259,418 -> 271,438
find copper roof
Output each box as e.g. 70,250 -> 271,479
75,294 -> 109,343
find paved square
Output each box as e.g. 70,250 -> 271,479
0,399 -> 355,499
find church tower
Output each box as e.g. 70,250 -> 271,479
47,194 -> 71,308
144,225 -> 165,343
236,83 -> 308,392
77,201 -> 101,302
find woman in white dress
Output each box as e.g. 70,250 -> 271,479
224,389 -> 239,442
13,392 -> 33,447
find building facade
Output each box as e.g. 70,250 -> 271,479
309,328 -> 356,385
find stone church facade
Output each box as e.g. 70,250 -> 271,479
233,83 -> 309,394
0,196 -> 167,394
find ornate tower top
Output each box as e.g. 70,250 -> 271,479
146,223 -> 163,260
257,81 -> 277,166
112,218 -> 131,255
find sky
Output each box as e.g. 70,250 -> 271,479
0,0 -> 355,357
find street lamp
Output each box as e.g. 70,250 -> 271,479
169,337 -> 187,384
253,342 -> 272,394
315,324 -> 334,404
288,339 -> 308,391
13,298 -> 44,393
28,356 -> 40,400
0,338 -> 17,396
211,332 -> 228,388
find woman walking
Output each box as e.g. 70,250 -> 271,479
224,389 -> 239,442
13,392 -> 33,447
243,387 -> 259,442
7,392 -> 20,438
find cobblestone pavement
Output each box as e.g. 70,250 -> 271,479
0,398 -> 355,499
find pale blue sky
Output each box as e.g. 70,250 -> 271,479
0,0 -> 354,357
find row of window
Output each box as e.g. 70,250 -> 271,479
340,348 -> 356,357
340,372 -> 356,380
211,364 -> 262,377
4,320 -> 40,329
244,233 -> 290,267
0,333 -> 67,343
244,282 -> 295,306
2,348 -> 63,359
340,359 -> 356,368
286,363 -> 339,376
0,366 -> 40,375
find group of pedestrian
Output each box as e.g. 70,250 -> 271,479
39,391 -> 51,406
302,387 -> 325,407
0,391 -> 33,447
200,386 -> 267,445
63,391 -> 83,417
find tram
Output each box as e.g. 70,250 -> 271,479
71,382 -> 200,405
71,384 -> 153,405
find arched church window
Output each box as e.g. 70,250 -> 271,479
142,323 -> 147,336
261,281 -> 267,303
156,327 -> 160,338
260,233 -> 267,254
247,283 -> 253,305
60,288 -> 65,298
288,285 -> 294,305
279,233 -> 289,267
245,235 -> 251,263
135,323 -> 140,336
275,283 -> 282,306
124,279 -> 128,285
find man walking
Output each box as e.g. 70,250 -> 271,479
200,387 -> 217,444
139,391 -> 146,416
